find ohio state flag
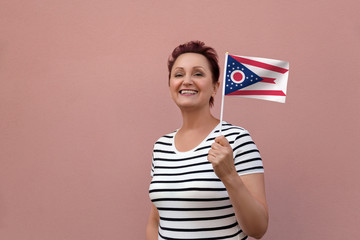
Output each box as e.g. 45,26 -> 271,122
224,53 -> 289,103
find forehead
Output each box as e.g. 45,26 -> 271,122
172,53 -> 211,70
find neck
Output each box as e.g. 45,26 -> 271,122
179,106 -> 219,131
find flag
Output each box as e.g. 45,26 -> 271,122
224,53 -> 289,103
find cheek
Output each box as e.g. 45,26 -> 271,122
169,78 -> 181,90
168,80 -> 175,91
202,82 -> 217,94
168,81 -> 178,98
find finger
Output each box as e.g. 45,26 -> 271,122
207,151 -> 216,162
208,148 -> 218,157
207,155 -> 213,162
211,141 -> 221,150
215,135 -> 231,147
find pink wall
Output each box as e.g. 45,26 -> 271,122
1,1 -> 359,239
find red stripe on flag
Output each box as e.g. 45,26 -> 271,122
260,77 -> 276,84
230,55 -> 288,74
227,90 -> 286,96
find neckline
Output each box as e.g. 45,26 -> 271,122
172,121 -> 222,154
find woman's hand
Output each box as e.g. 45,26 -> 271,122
207,135 -> 237,182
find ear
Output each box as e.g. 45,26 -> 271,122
169,83 -> 175,102
212,81 -> 220,98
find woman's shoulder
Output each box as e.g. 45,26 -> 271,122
153,130 -> 176,147
220,121 -> 249,135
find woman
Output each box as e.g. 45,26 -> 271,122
146,41 -> 268,240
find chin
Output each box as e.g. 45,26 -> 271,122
177,102 -> 209,111
177,103 -> 195,109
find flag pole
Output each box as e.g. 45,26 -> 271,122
219,52 -> 229,135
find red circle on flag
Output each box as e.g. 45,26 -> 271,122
231,70 -> 245,84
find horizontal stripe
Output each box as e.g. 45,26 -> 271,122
160,221 -> 238,232
231,55 -> 288,74
157,204 -> 232,211
154,153 -> 208,162
234,133 -> 250,141
155,141 -> 172,146
159,229 -> 244,240
228,90 -> 286,96
150,178 -> 221,184
151,197 -> 229,202
237,166 -> 264,173
194,141 -> 241,152
214,126 -> 244,133
235,149 -> 260,158
150,187 -> 226,193
154,149 -> 176,154
260,77 -> 276,83
235,157 -> 262,166
207,132 -> 240,141
233,141 -> 255,151
194,145 -> 211,152
155,161 -> 210,169
162,135 -> 174,139
153,169 -> 214,177
160,213 -> 235,221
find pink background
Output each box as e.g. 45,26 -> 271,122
1,1 -> 359,239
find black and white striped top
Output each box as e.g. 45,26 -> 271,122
149,122 -> 264,240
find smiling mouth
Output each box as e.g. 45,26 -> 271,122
179,90 -> 198,95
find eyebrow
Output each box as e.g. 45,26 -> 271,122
173,66 -> 207,71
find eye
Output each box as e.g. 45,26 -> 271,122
194,72 -> 204,77
174,72 -> 183,78
173,71 -> 184,78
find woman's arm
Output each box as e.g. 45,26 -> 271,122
207,135 -> 268,239
146,203 -> 159,240
222,172 -> 268,239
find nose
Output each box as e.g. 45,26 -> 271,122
182,74 -> 193,85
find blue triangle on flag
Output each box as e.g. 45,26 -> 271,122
225,55 -> 263,95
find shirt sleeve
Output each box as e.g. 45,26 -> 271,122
232,130 -> 264,176
150,150 -> 155,177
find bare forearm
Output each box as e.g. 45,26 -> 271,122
222,173 -> 268,239
146,203 -> 159,240
146,223 -> 158,240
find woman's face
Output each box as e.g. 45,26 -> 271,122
169,53 -> 219,111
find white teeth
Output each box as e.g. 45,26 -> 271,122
180,90 -> 198,94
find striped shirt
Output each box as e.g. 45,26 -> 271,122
149,122 -> 264,240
